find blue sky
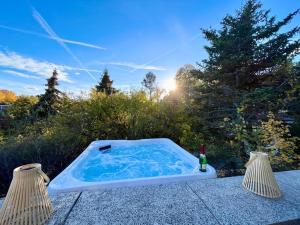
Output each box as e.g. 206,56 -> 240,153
0,0 -> 299,95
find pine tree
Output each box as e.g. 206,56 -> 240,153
33,69 -> 61,118
95,69 -> 116,95
200,0 -> 299,90
193,0 -> 300,141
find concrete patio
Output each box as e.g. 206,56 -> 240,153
1,170 -> 299,225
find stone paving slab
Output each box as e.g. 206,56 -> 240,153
187,172 -> 300,225
1,171 -> 299,225
0,193 -> 80,225
275,170 -> 300,191
275,171 -> 300,208
64,183 -> 220,225
46,191 -> 81,225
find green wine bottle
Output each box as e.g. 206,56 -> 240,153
199,145 -> 207,172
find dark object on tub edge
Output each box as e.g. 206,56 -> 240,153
99,145 -> 111,151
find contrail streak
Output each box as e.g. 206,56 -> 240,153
32,7 -> 97,81
0,24 -> 106,50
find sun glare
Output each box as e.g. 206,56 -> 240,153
161,77 -> 177,92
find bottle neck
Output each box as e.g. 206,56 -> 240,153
200,145 -> 206,155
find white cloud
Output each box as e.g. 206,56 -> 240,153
95,61 -> 166,71
0,50 -> 72,82
66,67 -> 101,73
0,24 -> 106,50
32,7 -> 96,81
2,69 -> 42,80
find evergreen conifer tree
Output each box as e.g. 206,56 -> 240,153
95,69 -> 116,95
33,69 -> 61,118
200,0 -> 299,90
192,0 -> 300,162
192,0 -> 300,149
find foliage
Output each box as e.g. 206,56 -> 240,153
3,96 -> 38,134
0,90 -> 17,104
201,0 -> 299,90
195,0 -> 299,120
32,69 -> 62,119
0,91 -> 200,196
175,64 -> 200,107
260,112 -> 300,170
0,130 -> 5,144
7,96 -> 38,121
0,0 -> 299,197
285,62 -> 300,141
0,124 -> 85,197
141,72 -> 157,100
191,0 -> 300,160
95,69 -> 117,95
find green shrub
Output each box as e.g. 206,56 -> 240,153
0,91 -> 199,196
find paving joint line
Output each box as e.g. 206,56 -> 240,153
185,182 -> 223,225
59,192 -> 82,225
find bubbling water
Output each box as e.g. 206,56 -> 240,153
73,142 -> 195,182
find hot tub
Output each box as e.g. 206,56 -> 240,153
48,138 -> 216,193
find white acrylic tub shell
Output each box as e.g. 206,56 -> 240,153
48,138 -> 217,193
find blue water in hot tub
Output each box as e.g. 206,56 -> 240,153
72,141 -> 196,182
